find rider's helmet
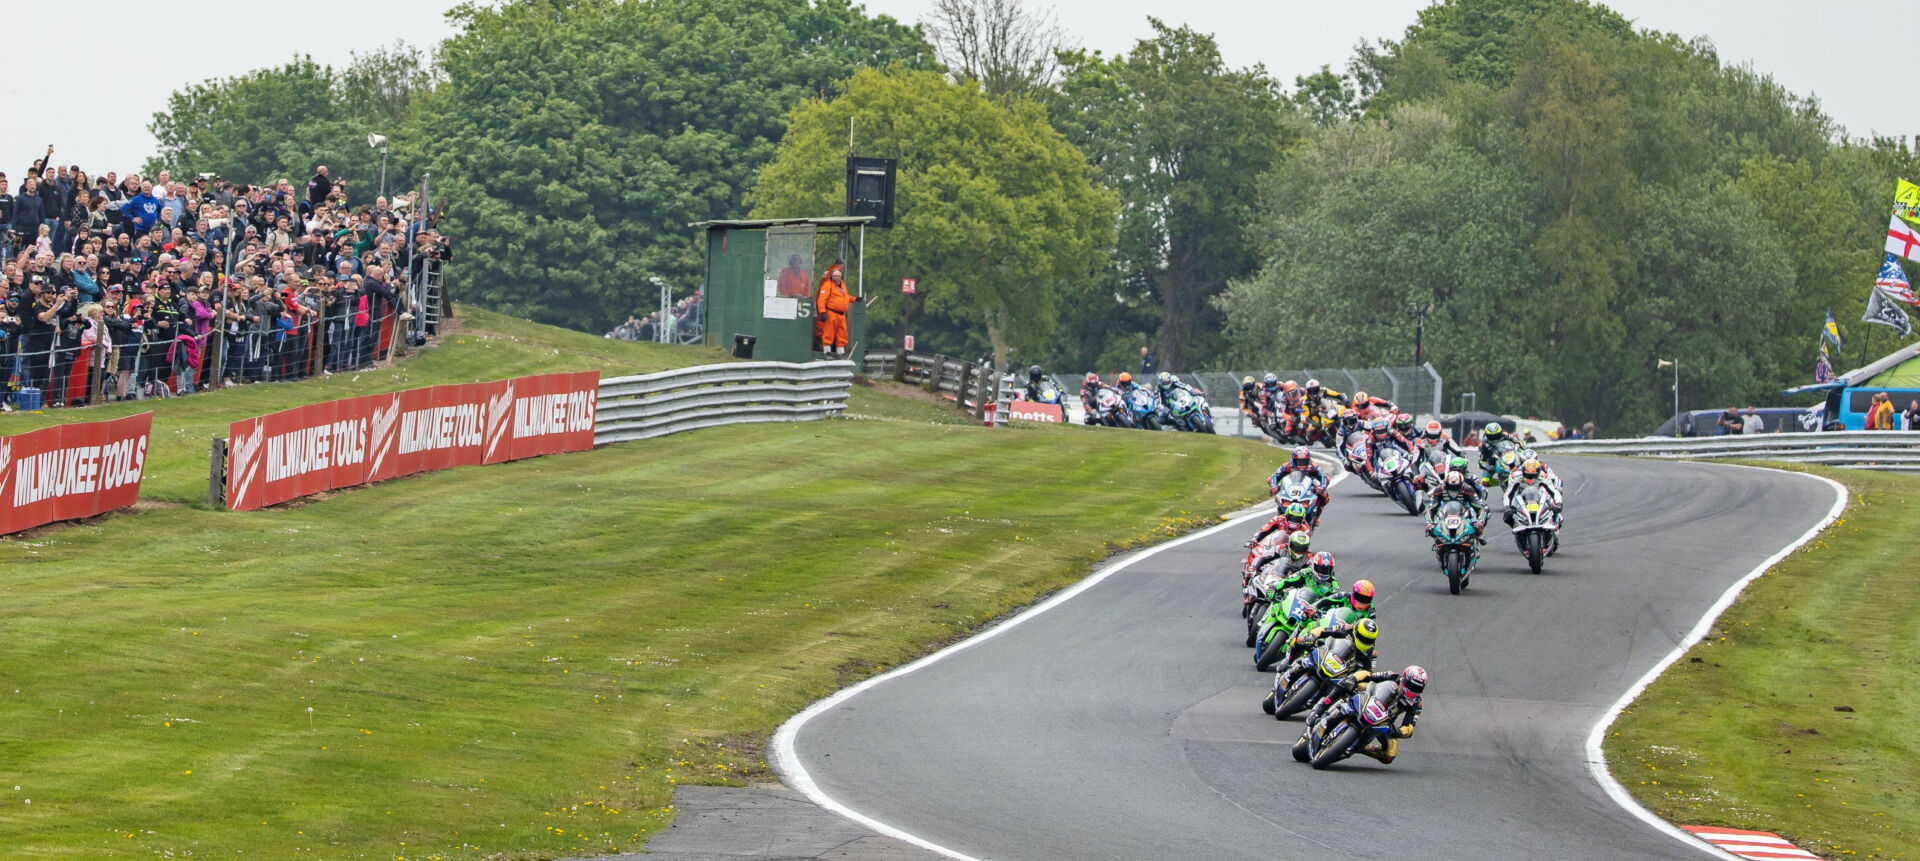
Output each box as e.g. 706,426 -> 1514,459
1369,418 -> 1390,434
1157,371 -> 1171,385
1305,379 -> 1321,395
1423,420 -> 1443,441
1309,551 -> 1336,586
1483,422 -> 1506,442
1291,446 -> 1312,470
1118,372 -> 1133,385
1352,617 -> 1379,653
1241,376 -> 1256,392
1447,455 -> 1469,474
1028,365 -> 1044,382
1286,530 -> 1312,557
1399,665 -> 1427,703
1338,408 -> 1358,428
1283,501 -> 1311,527
1350,579 -> 1376,613
1521,459 -> 1544,481
1262,372 -> 1278,386
1443,470 -> 1465,491
1085,372 -> 1100,386
1353,390 -> 1368,404
1393,414 -> 1416,436
1282,380 -> 1298,393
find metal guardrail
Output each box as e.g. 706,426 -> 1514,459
1537,431 -> 1920,472
594,360 -> 854,444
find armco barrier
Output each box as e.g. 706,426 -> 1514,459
860,351 -> 999,421
223,372 -> 599,510
1537,430 -> 1920,472
0,412 -> 154,535
593,360 -> 853,444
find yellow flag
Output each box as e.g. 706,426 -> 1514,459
1897,178 -> 1920,227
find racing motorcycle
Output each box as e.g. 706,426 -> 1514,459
1264,634 -> 1362,721
1413,446 -> 1450,513
1125,387 -> 1163,430
1252,586 -> 1322,672
1029,377 -> 1063,405
1164,388 -> 1216,433
1429,499 -> 1480,595
1303,409 -> 1337,449
1507,481 -> 1561,574
1292,677 -> 1408,770
1343,433 -> 1377,491
1274,472 -> 1323,526
1091,387 -> 1135,428
1372,442 -> 1421,516
1481,442 -> 1519,487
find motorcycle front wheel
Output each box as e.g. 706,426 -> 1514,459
1274,676 -> 1321,720
1523,531 -> 1545,574
1310,724 -> 1360,770
1443,549 -> 1466,595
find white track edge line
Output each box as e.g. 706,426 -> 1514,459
770,469 -> 1344,860
1582,464 -> 1848,861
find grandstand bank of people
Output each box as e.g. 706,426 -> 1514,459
0,147 -> 449,410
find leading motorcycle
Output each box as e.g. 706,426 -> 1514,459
1429,499 -> 1480,595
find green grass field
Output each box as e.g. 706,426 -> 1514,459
1606,466 -> 1920,860
0,313 -> 1273,860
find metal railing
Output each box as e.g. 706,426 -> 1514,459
1537,431 -> 1920,472
594,360 -> 853,445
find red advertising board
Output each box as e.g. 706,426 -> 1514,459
227,372 -> 598,511
1006,402 -> 1065,423
0,412 -> 154,535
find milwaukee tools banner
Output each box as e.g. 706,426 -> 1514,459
226,372 -> 599,511
1,412 -> 154,535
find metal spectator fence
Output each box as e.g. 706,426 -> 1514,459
4,300 -> 403,410
594,360 -> 853,444
861,350 -> 1002,421
1536,430 -> 1920,473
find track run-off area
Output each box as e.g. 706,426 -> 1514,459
776,456 -> 1842,860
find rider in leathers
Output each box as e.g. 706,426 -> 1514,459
1478,422 -> 1513,476
1156,372 -> 1201,409
1250,529 -> 1315,585
1268,447 -> 1331,518
1307,666 -> 1426,764
1302,379 -> 1346,421
1251,500 -> 1314,546
1417,421 -> 1462,459
1426,470 -> 1488,543
1023,365 -> 1051,402
1503,458 -> 1565,524
1078,373 -> 1103,424
1238,377 -> 1265,423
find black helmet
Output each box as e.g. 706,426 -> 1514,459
1028,365 -> 1043,381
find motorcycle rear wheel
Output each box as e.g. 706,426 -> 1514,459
1311,725 -> 1360,770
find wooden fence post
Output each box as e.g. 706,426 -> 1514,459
208,437 -> 228,509
927,355 -> 947,394
956,361 -> 974,408
893,349 -> 909,383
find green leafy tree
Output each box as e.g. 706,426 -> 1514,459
750,67 -> 1115,370
410,0 -> 933,331
147,47 -> 438,190
1291,65 -> 1359,127
1052,20 -> 1302,371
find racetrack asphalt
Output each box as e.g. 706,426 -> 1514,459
787,456 -> 1836,860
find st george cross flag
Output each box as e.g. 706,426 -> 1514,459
1864,287 -> 1914,336
1889,215 -> 1920,262
1877,253 -> 1918,305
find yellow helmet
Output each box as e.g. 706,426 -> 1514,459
1353,617 -> 1379,653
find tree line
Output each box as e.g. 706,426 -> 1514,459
147,0 -> 1920,432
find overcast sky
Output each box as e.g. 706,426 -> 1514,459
2,0 -> 1903,182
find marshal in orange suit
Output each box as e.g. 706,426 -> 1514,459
814,263 -> 856,356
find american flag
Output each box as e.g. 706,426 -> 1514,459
1877,253 -> 1918,305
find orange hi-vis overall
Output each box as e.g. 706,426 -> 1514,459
815,269 -> 851,352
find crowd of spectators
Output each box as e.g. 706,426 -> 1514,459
0,146 -> 450,410
606,291 -> 703,344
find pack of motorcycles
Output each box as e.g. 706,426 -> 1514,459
1066,376 -> 1218,433
1239,416 -> 1565,770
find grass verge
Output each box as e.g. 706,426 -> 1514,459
0,323 -> 1271,859
1605,464 -> 1919,860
